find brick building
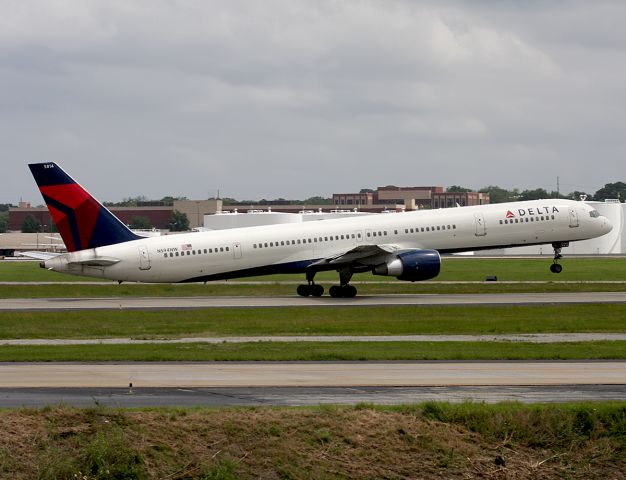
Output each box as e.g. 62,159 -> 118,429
333,186 -> 489,210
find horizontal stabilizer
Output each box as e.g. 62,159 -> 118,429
19,251 -> 62,261
68,257 -> 121,267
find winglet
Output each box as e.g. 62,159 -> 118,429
28,162 -> 140,252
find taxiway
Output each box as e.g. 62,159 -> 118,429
2,291 -> 626,311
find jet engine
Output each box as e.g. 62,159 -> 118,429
372,249 -> 441,281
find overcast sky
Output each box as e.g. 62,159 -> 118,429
2,0 -> 626,204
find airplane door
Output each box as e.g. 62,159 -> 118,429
474,213 -> 487,236
569,207 -> 579,228
138,245 -> 151,270
233,242 -> 242,259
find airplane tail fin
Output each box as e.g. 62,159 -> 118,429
28,162 -> 140,252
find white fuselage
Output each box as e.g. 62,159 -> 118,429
44,199 -> 612,282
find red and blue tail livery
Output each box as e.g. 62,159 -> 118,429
29,162 -> 139,252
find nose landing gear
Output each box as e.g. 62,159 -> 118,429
550,242 -> 568,273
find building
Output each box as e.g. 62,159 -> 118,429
7,199 -> 223,231
333,186 -> 489,211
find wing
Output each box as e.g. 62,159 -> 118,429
307,244 -> 403,272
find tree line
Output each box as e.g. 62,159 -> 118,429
449,182 -> 626,204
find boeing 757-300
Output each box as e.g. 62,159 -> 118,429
24,162 -> 612,297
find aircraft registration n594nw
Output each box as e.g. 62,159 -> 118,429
26,162 -> 612,298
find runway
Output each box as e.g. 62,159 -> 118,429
1,361 -> 624,388
0,361 -> 624,407
1,385 -> 625,407
2,291 -> 626,310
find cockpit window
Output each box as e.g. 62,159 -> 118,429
589,210 -> 600,218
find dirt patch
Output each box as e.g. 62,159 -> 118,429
0,404 -> 624,479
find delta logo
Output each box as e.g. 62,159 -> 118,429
504,206 -> 560,218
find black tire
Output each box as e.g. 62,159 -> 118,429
329,285 -> 342,298
550,263 -> 563,274
311,284 -> 324,297
344,285 -> 357,298
297,284 -> 310,297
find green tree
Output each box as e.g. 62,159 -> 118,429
159,196 -> 187,206
519,188 -> 549,201
128,216 -> 152,229
446,185 -> 472,193
593,182 -> 626,202
303,196 -> 333,205
167,210 -> 189,231
566,191 -> 594,201
0,212 -> 7,233
21,215 -> 42,233
479,186 -> 519,204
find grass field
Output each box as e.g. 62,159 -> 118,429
1,305 -> 625,339
3,403 -> 624,479
0,304 -> 624,360
2,258 -> 625,361
1,340 -> 625,361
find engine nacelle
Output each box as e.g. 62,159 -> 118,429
372,249 -> 441,282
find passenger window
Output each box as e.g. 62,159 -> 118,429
186,251 -> 190,256
170,252 -> 173,257
281,241 -> 285,246
175,252 -> 179,256
426,227 -> 430,231
226,247 -> 229,251
163,253 -> 167,258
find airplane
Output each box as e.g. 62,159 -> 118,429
24,162 -> 612,297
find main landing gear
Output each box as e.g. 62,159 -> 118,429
297,268 -> 358,298
550,241 -> 568,273
297,270 -> 324,297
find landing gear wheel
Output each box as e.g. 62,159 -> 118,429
550,241 -> 568,274
343,285 -> 357,298
550,263 -> 563,274
297,284 -> 311,297
329,285 -> 358,298
311,284 -> 324,297
329,285 -> 342,298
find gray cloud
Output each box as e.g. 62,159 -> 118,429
1,0 -> 625,203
